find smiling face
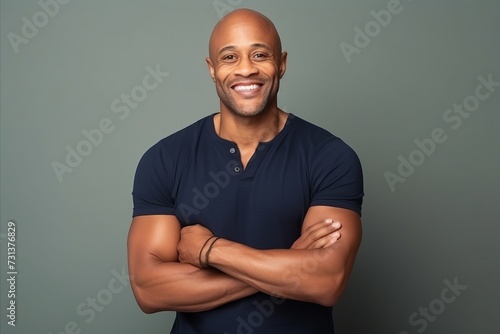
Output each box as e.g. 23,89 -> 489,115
206,9 -> 287,118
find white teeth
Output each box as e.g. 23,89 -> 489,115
234,84 -> 259,91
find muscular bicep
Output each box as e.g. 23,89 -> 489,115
302,206 -> 362,264
127,215 -> 181,269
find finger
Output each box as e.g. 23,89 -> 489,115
293,226 -> 333,249
292,220 -> 341,249
323,231 -> 342,248
302,219 -> 334,234
305,221 -> 341,245
307,231 -> 341,249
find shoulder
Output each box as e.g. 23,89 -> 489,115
132,115 -> 214,205
288,114 -> 359,162
138,115 -> 212,165
290,115 -> 364,213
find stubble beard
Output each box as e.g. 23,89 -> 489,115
217,82 -> 274,118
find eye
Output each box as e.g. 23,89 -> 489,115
221,54 -> 237,62
252,52 -> 272,61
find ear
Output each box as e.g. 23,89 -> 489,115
279,51 -> 288,79
206,57 -> 216,82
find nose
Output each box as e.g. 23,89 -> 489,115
234,56 -> 258,77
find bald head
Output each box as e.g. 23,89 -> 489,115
205,9 -> 287,118
208,9 -> 282,60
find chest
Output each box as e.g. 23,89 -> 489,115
173,142 -> 311,248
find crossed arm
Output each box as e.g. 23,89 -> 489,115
127,205 -> 361,313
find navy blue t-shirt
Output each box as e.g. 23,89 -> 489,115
132,113 -> 363,333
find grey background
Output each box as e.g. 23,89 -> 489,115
1,0 -> 499,333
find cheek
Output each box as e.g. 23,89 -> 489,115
215,66 -> 232,79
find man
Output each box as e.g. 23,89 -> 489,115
127,8 -> 363,334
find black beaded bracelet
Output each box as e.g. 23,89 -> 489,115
205,237 -> 221,268
199,236 -> 216,268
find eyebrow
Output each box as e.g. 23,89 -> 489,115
217,43 -> 273,56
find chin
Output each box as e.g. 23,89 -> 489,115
231,108 -> 266,118
224,101 -> 265,117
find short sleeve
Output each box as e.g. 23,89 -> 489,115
132,143 -> 176,217
309,138 -> 364,215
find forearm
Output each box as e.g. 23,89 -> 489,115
131,260 -> 257,313
208,239 -> 349,306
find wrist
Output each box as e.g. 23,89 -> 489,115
205,237 -> 221,268
199,236 -> 216,268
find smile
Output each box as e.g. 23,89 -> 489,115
233,84 -> 261,92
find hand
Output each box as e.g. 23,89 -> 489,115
177,224 -> 214,268
291,219 -> 341,250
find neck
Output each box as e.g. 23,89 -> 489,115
214,107 -> 287,148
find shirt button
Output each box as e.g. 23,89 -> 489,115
229,148 -> 236,154
234,166 -> 241,173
